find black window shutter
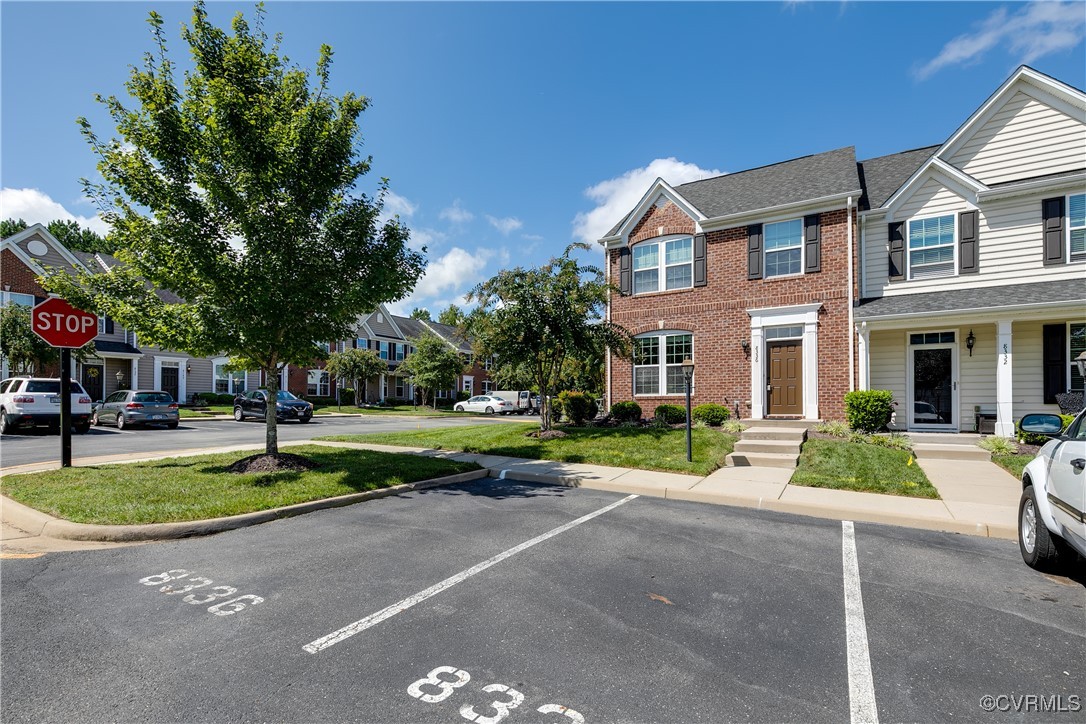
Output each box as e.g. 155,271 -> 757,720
105,317 -> 115,334
958,210 -> 979,274
618,247 -> 632,295
888,222 -> 905,281
34,295 -> 46,306
747,224 -> 763,280
803,214 -> 821,273
1042,197 -> 1065,265
693,233 -> 707,287
1042,323 -> 1067,404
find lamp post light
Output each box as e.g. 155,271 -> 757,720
681,357 -> 695,463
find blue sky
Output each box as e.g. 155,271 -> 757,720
3,1 -> 1084,316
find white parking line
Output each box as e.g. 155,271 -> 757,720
303,494 -> 639,654
842,521 -> 879,724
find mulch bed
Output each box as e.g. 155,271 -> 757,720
524,430 -> 569,440
226,453 -> 322,474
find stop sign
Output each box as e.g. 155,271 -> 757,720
31,297 -> 99,348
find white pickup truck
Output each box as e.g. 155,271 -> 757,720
0,377 -> 93,434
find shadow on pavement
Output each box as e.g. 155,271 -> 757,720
416,478 -> 568,500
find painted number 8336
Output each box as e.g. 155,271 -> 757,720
139,570 -> 263,616
408,665 -> 585,724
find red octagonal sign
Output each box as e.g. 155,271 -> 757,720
31,297 -> 99,349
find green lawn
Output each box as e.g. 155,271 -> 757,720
0,445 -> 479,525
179,406 -> 234,418
317,423 -> 738,476
992,453 -> 1034,481
178,404 -> 465,418
790,439 -> 939,499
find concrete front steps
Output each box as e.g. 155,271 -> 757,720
911,432 -> 991,462
727,424 -> 809,468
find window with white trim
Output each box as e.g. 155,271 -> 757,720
318,341 -> 331,354
1071,322 -> 1085,393
462,377 -> 473,393
379,341 -> 389,360
764,219 -> 802,278
907,214 -> 955,279
395,344 -> 405,361
482,380 -> 493,394
0,291 -> 34,307
213,358 -> 246,394
633,237 -> 693,294
307,369 -> 329,396
633,332 -> 692,396
356,337 -> 368,349
395,377 -> 407,398
1069,193 -> 1085,261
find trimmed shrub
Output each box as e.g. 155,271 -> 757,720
653,403 -> 687,424
692,403 -> 730,426
339,388 -> 356,406
844,390 -> 894,433
557,390 -> 596,426
610,400 -> 642,423
456,390 -> 470,402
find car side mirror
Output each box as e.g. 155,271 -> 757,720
1019,413 -> 1065,436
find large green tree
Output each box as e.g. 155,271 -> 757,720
468,244 -> 629,430
44,2 -> 424,458
323,346 -> 386,405
397,332 -> 463,409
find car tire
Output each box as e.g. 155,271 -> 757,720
299,416 -> 311,424
234,407 -> 244,422
75,423 -> 90,435
0,411 -> 8,435
167,421 -> 179,429
1019,485 -> 1061,570
455,405 -> 465,412
116,414 -> 127,430
485,406 -> 494,414
92,412 -> 102,427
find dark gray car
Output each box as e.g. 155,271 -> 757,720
92,390 -> 180,430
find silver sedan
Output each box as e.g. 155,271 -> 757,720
92,390 -> 180,429
454,395 -> 516,414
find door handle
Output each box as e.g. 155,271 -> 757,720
1072,458 -> 1085,471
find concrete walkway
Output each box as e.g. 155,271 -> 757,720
1,435 -> 1022,551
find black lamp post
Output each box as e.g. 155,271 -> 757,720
682,357 -> 695,462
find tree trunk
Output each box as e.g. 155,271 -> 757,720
265,364 -> 280,455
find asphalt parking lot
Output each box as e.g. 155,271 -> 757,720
2,478 -> 1082,723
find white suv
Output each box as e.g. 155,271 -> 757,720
0,377 -> 93,435
1019,410 -> 1086,571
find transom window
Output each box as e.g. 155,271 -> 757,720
910,331 -> 955,345
765,325 -> 803,340
633,237 -> 693,294
1069,193 -> 1085,261
634,332 -> 692,396
764,219 -> 802,278
908,215 -> 956,280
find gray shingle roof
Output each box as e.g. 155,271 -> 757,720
855,279 -> 1086,319
393,315 -> 429,341
857,145 -> 939,211
676,146 -> 862,219
93,340 -> 143,356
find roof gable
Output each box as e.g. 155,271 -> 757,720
604,179 -> 705,244
1,223 -> 91,277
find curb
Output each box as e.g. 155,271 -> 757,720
1,469 -> 488,542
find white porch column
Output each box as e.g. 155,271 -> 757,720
855,322 -> 870,391
130,358 -> 139,388
803,318 -> 819,421
995,319 -> 1014,437
749,326 -> 766,420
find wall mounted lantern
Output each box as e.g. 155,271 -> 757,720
966,329 -> 976,357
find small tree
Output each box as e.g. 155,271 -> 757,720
410,307 -> 431,321
44,3 -> 424,461
468,244 -> 630,431
324,347 -> 386,405
397,332 -> 463,409
0,304 -> 96,375
438,304 -> 466,328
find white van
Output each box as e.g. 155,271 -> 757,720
491,390 -> 538,415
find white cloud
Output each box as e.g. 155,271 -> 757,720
389,245 -> 496,316
915,2 -> 1086,80
407,227 -> 447,252
379,190 -> 418,225
522,233 -> 544,241
0,187 -> 110,236
439,199 -> 474,224
485,215 -> 523,235
571,158 -> 723,246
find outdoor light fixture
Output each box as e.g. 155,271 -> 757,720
1076,350 -> 1086,380
682,358 -> 695,463
740,339 -> 750,354
966,329 -> 976,357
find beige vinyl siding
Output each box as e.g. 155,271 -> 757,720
186,358 -> 213,398
957,324 -> 996,431
949,91 -> 1086,186
864,185 -> 1086,297
16,232 -> 79,276
868,329 -> 908,430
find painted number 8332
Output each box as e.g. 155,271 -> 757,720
407,665 -> 585,724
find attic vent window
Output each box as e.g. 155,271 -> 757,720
377,313 -> 384,323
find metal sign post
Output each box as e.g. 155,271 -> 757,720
60,348 -> 72,468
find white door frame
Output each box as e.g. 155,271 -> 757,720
906,333 -> 959,431
153,355 -> 188,403
748,303 -> 822,420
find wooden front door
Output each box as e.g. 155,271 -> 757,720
161,366 -> 179,402
767,341 -> 803,416
82,364 -> 103,402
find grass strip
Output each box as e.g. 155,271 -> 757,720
991,453 -> 1033,481
0,444 -> 480,525
790,438 -> 939,499
317,423 -> 737,476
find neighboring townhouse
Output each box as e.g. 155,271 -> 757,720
856,66 -> 1086,436
600,147 -> 863,423
600,65 -> 1085,435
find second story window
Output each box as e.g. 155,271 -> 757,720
356,337 -> 367,350
633,237 -> 693,294
908,215 -> 955,280
396,344 -> 405,361
764,219 -> 803,278
1069,193 -> 1085,261
379,341 -> 389,360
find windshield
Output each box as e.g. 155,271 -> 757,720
276,390 -> 298,401
25,381 -> 84,394
134,392 -> 174,404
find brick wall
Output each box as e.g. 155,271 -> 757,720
609,205 -> 856,421
1,248 -> 48,296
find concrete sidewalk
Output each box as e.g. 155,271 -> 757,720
0,439 -> 1021,549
